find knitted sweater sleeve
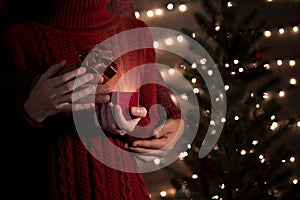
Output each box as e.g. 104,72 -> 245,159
2,25 -> 47,129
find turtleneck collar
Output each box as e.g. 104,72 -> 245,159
36,0 -> 117,30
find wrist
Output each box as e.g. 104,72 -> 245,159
24,99 -> 46,123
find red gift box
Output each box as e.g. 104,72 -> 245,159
110,91 -> 139,121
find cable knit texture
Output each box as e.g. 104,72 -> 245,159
3,0 -> 162,199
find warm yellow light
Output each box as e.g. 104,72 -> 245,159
289,59 -> 296,66
177,35 -> 184,43
160,191 -> 167,197
227,2 -> 233,7
264,30 -> 271,37
147,10 -> 154,17
191,78 -> 197,83
276,59 -> 283,66
153,41 -> 159,48
135,11 -> 140,19
215,26 -> 221,31
241,150 -> 246,155
179,4 -> 187,12
279,90 -> 285,97
270,122 -> 278,130
165,38 -> 174,46
279,28 -> 285,34
293,26 -> 299,33
264,63 -> 271,69
290,78 -> 297,85
166,3 -> 174,10
297,121 -> 300,127
155,8 -> 163,16
192,174 -> 198,179
293,179 -> 298,184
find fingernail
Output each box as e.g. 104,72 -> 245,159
87,74 -> 94,79
79,67 -> 86,73
136,108 -> 141,113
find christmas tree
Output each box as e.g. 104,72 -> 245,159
168,0 -> 300,199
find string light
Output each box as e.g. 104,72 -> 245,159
221,117 -> 226,123
193,88 -> 200,93
289,59 -> 296,67
279,28 -> 285,34
297,121 -> 300,127
225,63 -> 230,68
191,63 -> 197,68
264,30 -> 271,37
165,38 -> 174,46
227,2 -> 233,7
220,184 -> 225,189
224,85 -> 230,91
178,4 -> 187,12
263,92 -> 269,99
290,157 -> 295,162
168,68 -> 175,75
233,59 -> 239,64
252,140 -> 259,145
200,58 -> 207,65
278,90 -> 285,97
160,191 -> 167,197
166,3 -> 174,11
192,174 -> 198,179
192,32 -> 196,38
155,8 -> 163,16
293,26 -> 299,33
293,179 -> 298,184
271,115 -> 276,120
154,158 -> 161,165
276,59 -> 283,66
241,149 -> 247,155
135,11 -> 140,19
153,41 -> 159,48
146,10 -> 154,17
234,115 -> 239,121
264,63 -> 271,69
270,122 -> 278,130
215,26 -> 221,31
191,78 -> 197,83
289,78 -> 296,85
177,35 -> 184,43
239,68 -> 244,72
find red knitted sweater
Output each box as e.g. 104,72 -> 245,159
3,0 -> 164,199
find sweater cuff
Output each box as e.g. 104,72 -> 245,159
19,100 -> 46,129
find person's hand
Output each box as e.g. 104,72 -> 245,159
24,60 -> 111,123
125,118 -> 185,162
100,102 -> 147,135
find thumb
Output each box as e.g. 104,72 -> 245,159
40,60 -> 66,81
114,105 -> 140,132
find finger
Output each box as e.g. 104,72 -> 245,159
49,67 -> 87,88
127,146 -> 165,155
135,155 -> 159,162
96,84 -> 112,94
106,102 -> 117,131
114,105 -> 140,132
130,106 -> 147,118
152,123 -> 166,139
39,60 -> 66,81
54,74 -> 94,96
54,85 -> 96,104
131,138 -> 169,149
76,94 -> 110,104
73,73 -> 95,89
72,103 -> 95,111
101,103 -> 109,130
